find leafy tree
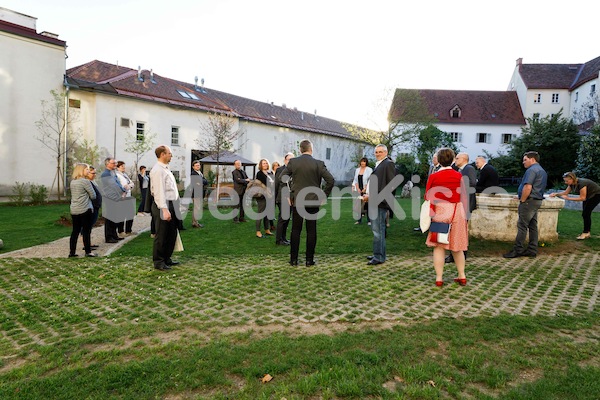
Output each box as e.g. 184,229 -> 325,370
72,139 -> 101,169
124,130 -> 157,173
196,111 -> 246,190
507,111 -> 580,187
35,89 -> 81,199
575,125 -> 600,183
415,124 -> 459,178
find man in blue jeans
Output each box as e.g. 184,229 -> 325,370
364,145 -> 400,265
503,151 -> 548,258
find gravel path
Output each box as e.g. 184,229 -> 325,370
0,214 -> 152,258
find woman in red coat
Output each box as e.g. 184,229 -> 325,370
425,148 -> 468,287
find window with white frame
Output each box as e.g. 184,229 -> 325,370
533,93 -> 541,103
552,93 -> 559,103
502,133 -> 514,144
136,122 -> 145,141
449,132 -> 462,142
532,113 -> 540,120
476,133 -> 491,144
171,126 -> 179,146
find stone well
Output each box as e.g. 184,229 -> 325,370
469,193 -> 565,242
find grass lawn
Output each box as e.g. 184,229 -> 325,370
0,198 -> 598,399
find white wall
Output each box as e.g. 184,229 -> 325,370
0,30 -> 65,194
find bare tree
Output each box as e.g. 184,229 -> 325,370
343,88 -> 435,154
196,111 -> 246,191
35,89 -> 81,199
572,92 -> 600,129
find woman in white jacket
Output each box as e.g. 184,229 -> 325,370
352,157 -> 373,224
116,161 -> 135,236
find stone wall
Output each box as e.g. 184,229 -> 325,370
469,194 -> 564,242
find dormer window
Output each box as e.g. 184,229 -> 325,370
450,105 -> 461,119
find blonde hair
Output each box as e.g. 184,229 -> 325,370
562,171 -> 578,182
72,163 -> 89,179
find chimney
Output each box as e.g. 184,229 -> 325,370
150,69 -> 156,83
194,76 -> 198,91
516,58 -> 523,66
137,66 -> 143,82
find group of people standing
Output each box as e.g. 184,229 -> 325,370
68,139 -> 599,284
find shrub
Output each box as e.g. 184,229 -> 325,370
9,182 -> 29,206
29,184 -> 48,205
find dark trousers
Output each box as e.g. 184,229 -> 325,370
582,194 -> 600,233
117,219 -> 133,233
290,206 -> 319,263
514,199 -> 542,254
234,191 -> 246,221
152,202 -> 179,268
254,197 -> 270,231
275,202 -> 290,242
138,188 -> 147,212
104,218 -> 119,241
71,209 -> 93,255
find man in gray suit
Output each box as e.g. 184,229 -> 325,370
282,140 -> 335,266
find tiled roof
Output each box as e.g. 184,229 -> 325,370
517,55 -> 600,91
571,55 -> 600,89
0,19 -> 65,47
66,60 -> 364,140
518,63 -> 582,89
389,89 -> 525,125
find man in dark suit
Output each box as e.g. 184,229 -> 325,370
282,139 -> 335,266
363,145 -> 399,265
475,155 -> 500,193
232,159 -> 250,223
274,152 -> 294,245
446,152 -> 476,263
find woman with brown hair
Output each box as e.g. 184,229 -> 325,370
550,172 -> 600,239
254,158 -> 274,238
425,148 -> 468,286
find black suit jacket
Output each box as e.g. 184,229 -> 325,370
369,157 -> 398,210
460,164 -> 477,213
274,165 -> 288,204
283,154 -> 334,204
476,163 -> 500,193
232,168 -> 248,195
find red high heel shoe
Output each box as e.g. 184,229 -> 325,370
435,280 -> 444,287
453,278 -> 467,286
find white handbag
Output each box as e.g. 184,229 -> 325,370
419,200 -> 431,232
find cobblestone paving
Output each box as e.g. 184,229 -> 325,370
0,250 -> 598,354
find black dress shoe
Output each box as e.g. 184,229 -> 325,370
520,250 -> 537,258
116,237 -> 124,241
166,260 -> 180,266
106,239 -> 118,243
366,255 -> 374,260
305,260 -> 316,266
68,254 -> 78,258
503,250 -> 521,258
154,264 -> 171,271
367,259 -> 383,265
445,255 -> 454,264
283,239 -> 290,245
276,241 -> 290,246
289,260 -> 298,266
85,253 -> 98,257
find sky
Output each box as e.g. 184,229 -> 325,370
4,0 -> 599,130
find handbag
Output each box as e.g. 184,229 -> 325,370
247,179 -> 272,198
429,203 -> 458,245
430,221 -> 451,244
419,200 -> 431,232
